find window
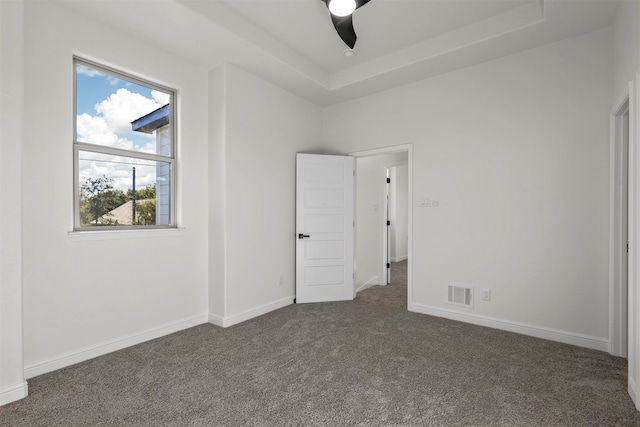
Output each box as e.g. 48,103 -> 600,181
73,58 -> 175,229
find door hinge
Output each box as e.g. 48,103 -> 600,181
627,244 -> 629,253
387,220 -> 390,226
387,178 -> 391,183
387,263 -> 390,268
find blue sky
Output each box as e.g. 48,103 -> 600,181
76,66 -> 153,116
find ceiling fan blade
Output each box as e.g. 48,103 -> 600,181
331,13 -> 357,49
321,0 -> 372,49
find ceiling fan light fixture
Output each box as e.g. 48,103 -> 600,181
328,0 -> 356,17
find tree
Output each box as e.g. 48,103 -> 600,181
133,199 -> 156,225
79,176 -> 127,226
127,184 -> 156,225
135,185 -> 156,200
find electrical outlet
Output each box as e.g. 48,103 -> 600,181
278,275 -> 284,286
482,289 -> 491,301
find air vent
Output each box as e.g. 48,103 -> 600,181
447,284 -> 473,308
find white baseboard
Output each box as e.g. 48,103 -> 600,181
209,296 -> 293,328
24,314 -> 208,379
391,255 -> 407,262
0,381 -> 28,406
356,276 -> 379,293
208,312 -> 225,327
630,377 -> 638,410
409,302 -> 609,352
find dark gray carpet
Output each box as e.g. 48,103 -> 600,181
3,261 -> 640,426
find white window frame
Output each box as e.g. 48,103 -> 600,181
73,57 -> 177,231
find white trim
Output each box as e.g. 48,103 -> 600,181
349,143 -> 413,159
630,71 -> 640,410
68,227 -> 186,241
609,84 -> 631,357
409,303 -> 609,352
208,313 -> 225,327
356,275 -> 380,293
630,377 -> 638,411
0,381 -> 28,406
208,296 -> 293,328
24,314 -> 207,379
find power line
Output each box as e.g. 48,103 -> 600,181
79,158 -> 159,167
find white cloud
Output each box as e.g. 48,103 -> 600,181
76,64 -> 104,78
78,153 -> 157,192
95,88 -> 164,134
106,76 -> 121,86
76,113 -> 135,151
151,89 -> 170,106
139,141 -> 157,153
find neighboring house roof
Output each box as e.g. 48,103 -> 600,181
100,199 -> 154,225
131,103 -> 170,134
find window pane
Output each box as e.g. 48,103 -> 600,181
75,62 -> 172,156
78,151 -> 172,227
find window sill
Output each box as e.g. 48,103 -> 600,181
68,227 -> 185,242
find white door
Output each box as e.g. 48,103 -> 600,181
386,169 -> 391,284
296,153 -> 354,303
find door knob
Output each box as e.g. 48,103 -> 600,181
298,234 -> 310,239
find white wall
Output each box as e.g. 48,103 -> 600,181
355,156 -> 384,289
208,64 -> 323,326
613,0 -> 640,98
208,65 -> 227,321
21,1 -> 209,376
0,0 -> 28,405
325,29 -> 613,350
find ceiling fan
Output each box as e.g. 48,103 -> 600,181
321,0 -> 371,49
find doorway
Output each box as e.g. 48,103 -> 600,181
351,144 -> 412,307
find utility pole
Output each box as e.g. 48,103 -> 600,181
132,166 -> 136,225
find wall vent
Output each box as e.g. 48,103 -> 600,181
447,284 -> 473,308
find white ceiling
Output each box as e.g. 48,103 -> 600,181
54,0 -> 620,106
221,0 -> 535,74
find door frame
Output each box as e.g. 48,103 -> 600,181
610,85 -> 631,358
629,71 -> 640,410
350,144 -> 413,306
